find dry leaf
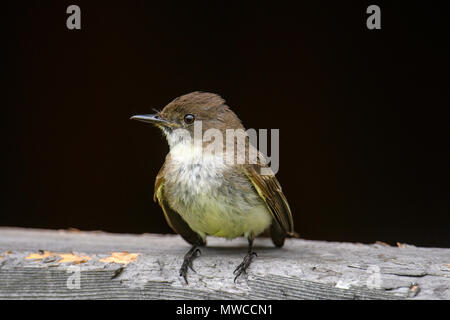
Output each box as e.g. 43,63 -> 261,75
375,241 -> 390,247
99,251 -> 140,265
25,251 -> 55,260
0,250 -> 11,259
408,283 -> 421,297
58,253 -> 91,264
25,251 -> 90,264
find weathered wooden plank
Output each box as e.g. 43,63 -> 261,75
0,227 -> 448,299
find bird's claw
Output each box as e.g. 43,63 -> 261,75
233,251 -> 257,282
179,247 -> 201,284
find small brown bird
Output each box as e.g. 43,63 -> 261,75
131,92 -> 294,283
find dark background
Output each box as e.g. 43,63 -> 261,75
3,1 -> 449,247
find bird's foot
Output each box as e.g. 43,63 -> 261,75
179,246 -> 201,284
233,251 -> 257,282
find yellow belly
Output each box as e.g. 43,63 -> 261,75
179,195 -> 273,239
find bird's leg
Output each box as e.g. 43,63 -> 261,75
233,235 -> 257,282
179,245 -> 201,284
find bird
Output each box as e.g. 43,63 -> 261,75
131,92 -> 295,283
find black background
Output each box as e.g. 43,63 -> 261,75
3,1 -> 449,247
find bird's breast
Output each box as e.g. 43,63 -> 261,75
162,145 -> 272,238
164,147 -> 234,209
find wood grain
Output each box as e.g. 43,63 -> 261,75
0,227 -> 448,299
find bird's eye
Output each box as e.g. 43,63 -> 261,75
183,114 -> 195,124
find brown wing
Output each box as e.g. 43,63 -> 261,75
154,161 -> 205,246
243,163 -> 295,239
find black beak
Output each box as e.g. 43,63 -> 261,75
130,113 -> 170,126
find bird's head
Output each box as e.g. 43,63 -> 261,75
131,92 -> 244,149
